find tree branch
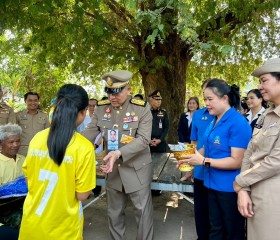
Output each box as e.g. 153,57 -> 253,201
196,0 -> 270,43
197,9 -> 243,42
83,10 -> 136,47
104,0 -> 135,24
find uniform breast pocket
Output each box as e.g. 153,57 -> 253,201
261,127 -> 280,151
122,122 -> 138,137
0,112 -> 9,121
35,119 -> 47,130
97,122 -> 112,142
19,119 -> 28,129
251,128 -> 262,143
252,128 -> 262,136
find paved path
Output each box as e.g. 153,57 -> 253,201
83,191 -> 196,240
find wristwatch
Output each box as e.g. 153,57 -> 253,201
204,158 -> 211,168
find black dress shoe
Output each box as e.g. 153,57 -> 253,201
92,186 -> 102,197
151,190 -> 162,196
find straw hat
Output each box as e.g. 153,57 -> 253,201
252,58 -> 280,78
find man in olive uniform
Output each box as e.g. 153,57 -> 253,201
149,90 -> 169,153
82,70 -> 154,240
16,92 -> 50,156
0,85 -> 16,125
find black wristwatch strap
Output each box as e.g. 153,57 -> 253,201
204,158 -> 211,168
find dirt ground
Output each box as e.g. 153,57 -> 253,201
83,190 -> 197,240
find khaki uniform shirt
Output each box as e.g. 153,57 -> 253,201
0,153 -> 25,185
0,101 -> 16,125
236,105 -> 280,187
82,96 -> 153,193
235,105 -> 280,240
16,109 -> 50,156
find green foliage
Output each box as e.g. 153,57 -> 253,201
1,0 -> 279,72
0,0 -> 279,109
0,30 -> 67,110
186,56 -> 264,105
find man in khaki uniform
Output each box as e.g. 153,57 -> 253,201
16,92 -> 50,156
0,84 -> 16,125
83,70 -> 154,240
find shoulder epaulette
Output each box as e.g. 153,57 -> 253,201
0,101 -> 12,108
161,108 -> 166,112
38,109 -> 47,114
130,98 -> 147,107
16,109 -> 26,115
97,99 -> 111,106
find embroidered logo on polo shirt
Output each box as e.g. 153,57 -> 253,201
214,136 -> 220,145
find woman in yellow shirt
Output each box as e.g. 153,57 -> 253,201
19,84 -> 96,240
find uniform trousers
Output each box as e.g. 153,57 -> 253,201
208,189 -> 245,240
106,185 -> 154,240
194,178 -> 209,240
0,225 -> 19,240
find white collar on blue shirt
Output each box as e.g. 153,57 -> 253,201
246,107 -> 265,123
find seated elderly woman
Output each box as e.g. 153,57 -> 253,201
0,123 -> 24,185
0,123 -> 24,240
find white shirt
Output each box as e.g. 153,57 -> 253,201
246,107 -> 266,123
186,112 -> 192,128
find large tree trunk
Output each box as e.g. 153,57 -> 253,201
138,33 -> 192,144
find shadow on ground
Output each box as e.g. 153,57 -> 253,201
83,191 -> 196,240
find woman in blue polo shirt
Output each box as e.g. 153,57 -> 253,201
179,79 -> 251,240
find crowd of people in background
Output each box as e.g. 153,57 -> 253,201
0,57 -> 280,240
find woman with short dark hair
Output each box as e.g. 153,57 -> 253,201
19,84 -> 96,240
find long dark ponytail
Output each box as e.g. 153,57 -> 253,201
47,84 -> 89,166
205,78 -> 241,110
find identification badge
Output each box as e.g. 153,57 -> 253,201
159,120 -> 162,129
108,129 -> 119,150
